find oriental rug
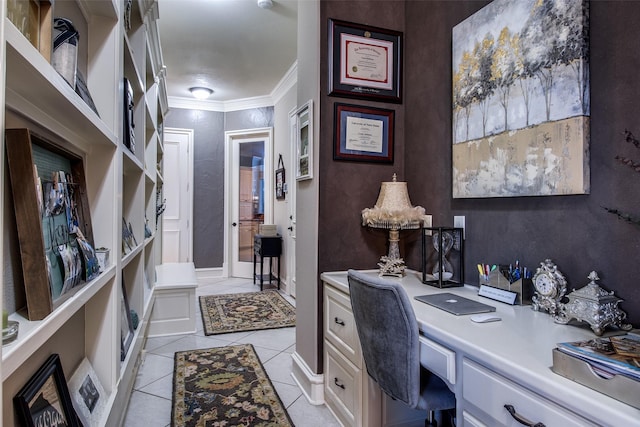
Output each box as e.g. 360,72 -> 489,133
172,344 -> 294,427
199,290 -> 296,335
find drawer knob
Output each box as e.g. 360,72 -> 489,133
334,317 -> 345,326
334,377 -> 345,389
504,404 -> 545,427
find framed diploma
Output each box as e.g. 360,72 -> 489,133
334,103 -> 394,163
328,19 -> 403,103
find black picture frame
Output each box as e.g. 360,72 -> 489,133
275,168 -> 285,200
14,354 -> 81,427
120,278 -> 134,361
275,154 -> 286,200
123,77 -> 135,154
328,19 -> 403,103
333,103 -> 395,163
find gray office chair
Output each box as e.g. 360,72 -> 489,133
347,270 -> 456,427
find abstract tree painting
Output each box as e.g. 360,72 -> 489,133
452,0 -> 590,198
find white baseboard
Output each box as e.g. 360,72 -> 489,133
195,268 -> 223,284
291,351 -> 325,405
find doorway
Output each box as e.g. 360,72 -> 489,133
162,128 -> 194,263
224,128 -> 273,278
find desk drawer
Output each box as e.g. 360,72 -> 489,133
325,341 -> 361,427
324,285 -> 361,366
462,358 -> 596,427
419,335 -> 456,385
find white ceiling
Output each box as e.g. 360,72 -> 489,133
157,0 -> 298,107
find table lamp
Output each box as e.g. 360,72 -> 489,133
362,174 -> 425,277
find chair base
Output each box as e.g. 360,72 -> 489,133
426,409 -> 456,427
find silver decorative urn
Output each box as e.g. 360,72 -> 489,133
554,271 -> 632,336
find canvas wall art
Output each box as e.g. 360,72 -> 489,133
452,0 -> 590,198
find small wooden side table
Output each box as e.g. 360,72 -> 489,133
253,234 -> 282,290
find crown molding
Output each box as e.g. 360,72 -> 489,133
271,61 -> 297,104
168,62 -> 297,112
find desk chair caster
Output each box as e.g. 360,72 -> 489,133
426,408 -> 456,427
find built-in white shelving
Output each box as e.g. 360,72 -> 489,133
0,1 -> 166,425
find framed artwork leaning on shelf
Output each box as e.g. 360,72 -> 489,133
68,358 -> 106,427
14,353 -> 82,427
120,278 -> 134,361
5,128 -> 97,320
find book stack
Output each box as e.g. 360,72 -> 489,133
552,332 -> 640,409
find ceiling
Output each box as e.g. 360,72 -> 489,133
157,0 -> 298,106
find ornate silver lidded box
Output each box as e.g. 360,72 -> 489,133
554,271 -> 632,336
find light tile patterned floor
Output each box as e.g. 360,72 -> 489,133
122,278 -> 341,427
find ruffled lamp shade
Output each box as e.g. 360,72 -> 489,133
362,174 -> 425,276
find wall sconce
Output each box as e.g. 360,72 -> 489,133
189,87 -> 213,100
362,174 -> 425,277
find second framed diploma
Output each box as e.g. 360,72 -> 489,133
328,19 -> 403,103
333,103 -> 394,163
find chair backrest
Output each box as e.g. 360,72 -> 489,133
347,269 -> 420,409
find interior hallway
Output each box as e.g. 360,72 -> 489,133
122,277 -> 340,426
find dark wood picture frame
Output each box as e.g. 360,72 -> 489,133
275,154 -> 286,200
120,278 -> 134,361
14,353 -> 81,427
5,128 -> 95,320
333,103 -> 395,163
328,19 -> 403,103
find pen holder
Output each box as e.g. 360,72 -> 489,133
479,267 -> 533,305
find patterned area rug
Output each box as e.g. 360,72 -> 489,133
172,344 -> 295,426
200,290 -> 296,335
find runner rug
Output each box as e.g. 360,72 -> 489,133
199,290 -> 296,335
172,344 -> 295,426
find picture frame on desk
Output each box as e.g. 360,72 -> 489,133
333,103 -> 394,163
14,354 -> 81,427
328,19 -> 403,103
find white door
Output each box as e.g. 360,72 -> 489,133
287,108 -> 298,297
162,128 -> 194,263
225,128 -> 273,278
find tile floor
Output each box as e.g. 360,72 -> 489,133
122,277 -> 342,427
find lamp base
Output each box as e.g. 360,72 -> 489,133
378,255 -> 406,277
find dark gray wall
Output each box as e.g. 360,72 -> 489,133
166,109 -> 225,268
318,1 -> 640,326
165,107 -> 273,269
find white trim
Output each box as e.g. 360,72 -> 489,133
163,127 -> 194,263
291,351 -> 325,405
271,61 -> 298,104
224,127 -> 274,278
167,62 -> 297,112
195,268 -> 224,283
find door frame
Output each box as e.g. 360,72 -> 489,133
162,127 -> 194,263
223,127 -> 274,278
287,106 -> 298,297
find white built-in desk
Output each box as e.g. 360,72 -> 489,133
321,270 -> 640,427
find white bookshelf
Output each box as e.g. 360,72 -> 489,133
0,1 -> 167,425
